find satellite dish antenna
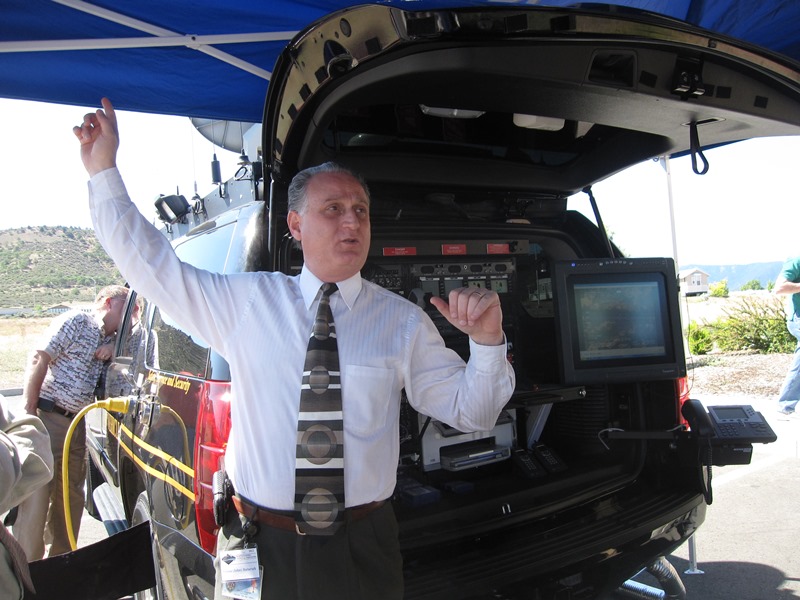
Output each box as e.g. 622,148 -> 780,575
189,118 -> 257,154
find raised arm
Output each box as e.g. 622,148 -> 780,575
72,98 -> 253,360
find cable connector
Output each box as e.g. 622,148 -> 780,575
96,397 -> 131,413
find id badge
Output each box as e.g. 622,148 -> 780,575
220,547 -> 263,599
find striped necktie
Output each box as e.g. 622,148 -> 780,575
0,522 -> 35,593
294,283 -> 344,535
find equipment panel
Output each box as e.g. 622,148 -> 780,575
363,257 -> 517,359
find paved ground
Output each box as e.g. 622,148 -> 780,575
626,393 -> 800,599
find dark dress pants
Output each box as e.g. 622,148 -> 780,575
214,502 -> 404,600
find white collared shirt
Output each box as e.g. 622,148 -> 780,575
89,168 -> 515,509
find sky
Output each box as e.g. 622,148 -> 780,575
1,97 -> 799,268
0,98 -> 242,233
576,134 -> 800,267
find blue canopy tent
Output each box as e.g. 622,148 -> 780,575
2,0 -> 799,123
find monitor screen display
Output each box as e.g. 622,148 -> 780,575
553,258 -> 686,385
574,279 -> 666,361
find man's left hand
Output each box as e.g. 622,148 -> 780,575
429,288 -> 504,346
94,342 -> 114,361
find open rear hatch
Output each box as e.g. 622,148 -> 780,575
263,4 -> 800,192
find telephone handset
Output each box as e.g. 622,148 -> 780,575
511,448 -> 546,478
681,399 -> 715,438
531,443 -> 568,473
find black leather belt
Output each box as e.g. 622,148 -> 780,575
39,397 -> 77,419
232,495 -> 386,534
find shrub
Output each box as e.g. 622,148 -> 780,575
687,321 -> 714,355
711,295 -> 794,353
709,279 -> 729,298
740,279 -> 763,291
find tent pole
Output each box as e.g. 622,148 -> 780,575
661,155 -> 680,271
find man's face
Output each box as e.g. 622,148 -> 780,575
103,293 -> 129,334
287,171 -> 371,282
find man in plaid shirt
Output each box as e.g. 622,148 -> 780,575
13,285 -> 130,559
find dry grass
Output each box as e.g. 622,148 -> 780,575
0,312 -> 792,398
0,317 -> 50,389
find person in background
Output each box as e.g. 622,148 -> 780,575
774,256 -> 800,417
1,395 -> 54,599
99,296 -> 143,399
74,98 -> 515,600
12,285 -> 129,559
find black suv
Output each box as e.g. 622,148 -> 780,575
86,4 -> 800,600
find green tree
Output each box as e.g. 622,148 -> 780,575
709,279 -> 729,298
740,279 -> 762,291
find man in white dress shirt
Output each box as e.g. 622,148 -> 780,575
74,98 -> 515,600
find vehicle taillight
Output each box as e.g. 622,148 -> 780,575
675,376 -> 691,428
193,380 -> 232,554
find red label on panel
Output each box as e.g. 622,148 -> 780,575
486,243 -> 510,254
383,247 -> 417,256
442,244 -> 467,255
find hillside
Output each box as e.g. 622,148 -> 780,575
681,261 -> 783,291
0,226 -> 121,308
0,226 -> 788,309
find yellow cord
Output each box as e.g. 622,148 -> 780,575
62,398 -> 131,551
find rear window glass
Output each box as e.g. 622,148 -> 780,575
175,223 -> 235,272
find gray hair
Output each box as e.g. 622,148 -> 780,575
287,162 -> 370,214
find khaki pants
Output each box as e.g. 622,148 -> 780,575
13,409 -> 87,559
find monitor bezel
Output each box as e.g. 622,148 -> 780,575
552,257 -> 687,385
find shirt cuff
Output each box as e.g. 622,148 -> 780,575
468,335 -> 509,371
88,167 -> 125,199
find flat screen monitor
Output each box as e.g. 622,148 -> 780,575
552,257 -> 686,385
